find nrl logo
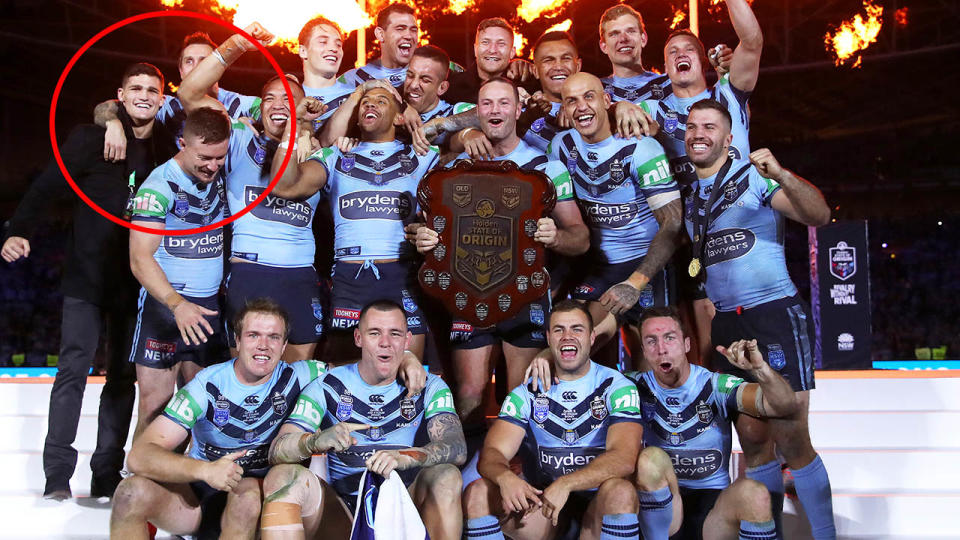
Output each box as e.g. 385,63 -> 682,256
829,241 -> 856,281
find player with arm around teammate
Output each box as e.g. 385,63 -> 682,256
462,300 -> 644,540
110,299 -> 326,539
259,300 -> 466,539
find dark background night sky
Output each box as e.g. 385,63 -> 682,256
1,0 -> 958,360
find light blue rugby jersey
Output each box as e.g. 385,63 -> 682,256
338,58 -> 407,89
223,122 -> 322,268
601,71 -> 669,104
684,158 -> 796,311
307,140 -> 439,261
162,359 -> 327,477
130,159 -> 227,297
418,99 -> 474,147
640,74 -> 751,187
304,79 -> 356,130
522,100 -> 566,153
627,366 -> 744,490
157,88 -> 260,147
498,361 -> 642,489
286,363 -> 457,498
450,139 -> 573,202
548,130 -> 679,264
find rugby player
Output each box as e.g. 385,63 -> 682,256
95,31 -> 259,159
110,299 -> 325,539
412,77 -> 589,428
684,99 -> 835,539
127,107 -> 232,438
462,300 -> 644,540
550,72 -> 683,368
298,17 -> 355,128
259,300 -> 466,539
268,84 -> 439,361
178,22 -> 329,363
337,3 -> 419,89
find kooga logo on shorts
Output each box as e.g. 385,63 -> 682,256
163,230 -> 224,259
339,190 -> 412,220
583,201 -> 638,229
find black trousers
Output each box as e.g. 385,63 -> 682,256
42,296 -> 136,493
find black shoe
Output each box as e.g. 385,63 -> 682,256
90,474 -> 122,498
43,488 -> 72,502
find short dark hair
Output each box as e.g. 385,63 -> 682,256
637,306 -> 687,337
412,45 -> 451,81
665,29 -> 709,74
358,299 -> 407,329
688,99 -> 732,131
600,4 -> 645,38
377,3 -> 416,29
299,16 -> 344,46
261,73 -> 304,99
479,76 -> 519,103
476,17 -> 514,40
182,107 -> 230,144
121,62 -> 164,90
533,30 -> 578,58
549,299 -> 594,332
180,32 -> 217,58
234,297 -> 290,341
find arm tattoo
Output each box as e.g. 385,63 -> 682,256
419,412 -> 467,467
636,199 -> 683,280
93,100 -> 119,127
422,109 -> 480,140
609,283 -> 641,307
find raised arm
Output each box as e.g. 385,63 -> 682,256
541,421 -> 642,525
752,148 -> 831,227
726,0 -> 763,92
267,103 -> 329,201
718,339 -> 798,418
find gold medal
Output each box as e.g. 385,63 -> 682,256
688,258 -> 701,277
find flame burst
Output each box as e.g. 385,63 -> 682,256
895,7 -> 908,27
445,0 -> 477,15
160,0 -> 371,53
544,19 -> 572,33
517,0 -> 567,23
825,0 -> 884,68
670,9 -> 686,30
513,33 -> 529,58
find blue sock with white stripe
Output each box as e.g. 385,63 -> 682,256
791,454 -> 836,540
637,486 -> 673,539
746,460 -> 785,539
465,515 -> 504,539
739,519 -> 777,540
601,513 -> 639,539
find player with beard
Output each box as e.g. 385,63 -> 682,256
268,85 -> 439,361
550,73 -> 682,368
178,23 -> 330,364
110,299 -> 326,539
127,107 -> 232,439
442,17 -> 537,106
685,100 -> 835,539
462,301 -> 644,540
95,31 -> 259,159
338,3 -> 419,89
259,301 -> 466,540
412,77 -> 589,433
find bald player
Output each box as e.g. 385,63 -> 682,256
549,73 -> 682,366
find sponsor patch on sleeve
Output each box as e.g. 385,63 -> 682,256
717,374 -> 745,394
131,189 -> 170,218
635,155 -> 675,187
609,385 -> 641,415
164,389 -> 203,429
499,391 -> 527,422
305,359 -> 327,381
551,169 -> 574,201
289,394 -> 326,431
426,387 -> 456,417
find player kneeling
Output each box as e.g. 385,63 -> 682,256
463,300 -> 644,540
260,300 -> 467,539
110,299 -> 327,539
